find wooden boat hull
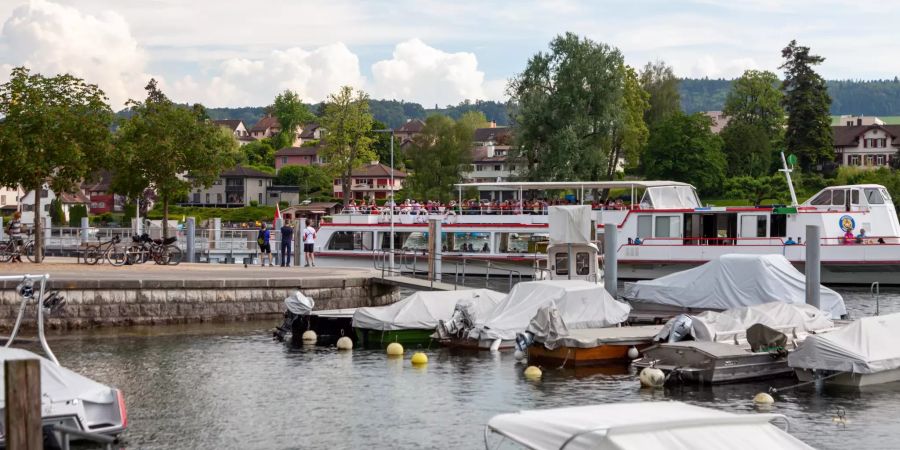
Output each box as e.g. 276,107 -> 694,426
528,343 -> 650,368
354,328 -> 436,349
794,367 -> 900,387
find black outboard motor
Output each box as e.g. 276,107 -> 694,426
273,290 -> 315,342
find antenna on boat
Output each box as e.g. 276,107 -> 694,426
780,152 -> 799,206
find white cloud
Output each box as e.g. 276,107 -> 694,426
0,0 -> 150,108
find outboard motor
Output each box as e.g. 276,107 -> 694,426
273,290 -> 315,342
436,299 -> 478,339
652,314 -> 694,343
515,331 -> 535,353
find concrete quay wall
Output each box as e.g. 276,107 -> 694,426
0,277 -> 399,329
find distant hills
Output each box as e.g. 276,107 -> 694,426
127,78 -> 900,129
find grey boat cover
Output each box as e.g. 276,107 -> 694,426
623,254 -> 847,319
0,348 -> 115,405
284,290 -> 315,315
352,289 -> 505,331
788,313 -> 900,374
468,280 -> 630,342
655,302 -> 835,343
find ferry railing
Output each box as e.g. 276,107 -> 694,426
373,249 -> 525,292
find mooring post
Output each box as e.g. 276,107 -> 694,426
5,359 -> 42,450
0,217 -> 4,241
275,217 -> 284,266
81,216 -> 89,244
604,223 -> 618,298
431,218 -> 442,282
297,218 -> 306,267
805,224 -> 821,310
186,217 -> 196,263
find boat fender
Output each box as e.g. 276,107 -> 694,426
489,338 -> 502,352
301,330 -> 317,343
524,366 -> 542,380
639,367 -> 665,388
627,347 -> 640,360
411,352 -> 428,365
514,350 -> 526,361
336,336 -> 353,350
386,342 -> 404,356
753,392 -> 775,405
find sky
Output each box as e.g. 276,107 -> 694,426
1,0 -> 899,110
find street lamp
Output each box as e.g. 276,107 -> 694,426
372,128 -> 395,272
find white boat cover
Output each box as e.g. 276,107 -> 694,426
352,289 -> 505,331
469,280 -> 630,341
0,348 -> 116,405
788,313 -> 900,374
662,302 -> 834,343
548,205 -> 591,245
284,290 -> 315,315
623,254 -> 847,319
487,401 -> 812,450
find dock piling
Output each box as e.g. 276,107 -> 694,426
186,217 -> 196,263
4,358 -> 42,450
604,223 -> 618,297
805,225 -> 821,310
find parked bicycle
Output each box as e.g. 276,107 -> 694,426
83,235 -> 127,266
0,231 -> 42,263
126,234 -> 182,265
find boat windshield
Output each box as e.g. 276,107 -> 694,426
864,188 -> 885,204
640,186 -> 701,209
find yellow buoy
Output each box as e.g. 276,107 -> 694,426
301,330 -> 317,343
753,392 -> 775,405
386,342 -> 404,356
336,336 -> 353,350
639,367 -> 665,388
411,352 -> 428,365
524,366 -> 542,379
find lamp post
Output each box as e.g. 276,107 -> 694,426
372,128 -> 395,272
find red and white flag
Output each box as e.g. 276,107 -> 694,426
274,204 -> 281,224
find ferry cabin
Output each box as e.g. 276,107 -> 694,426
314,181 -> 900,284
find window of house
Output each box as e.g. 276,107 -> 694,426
193,193 -> 200,203
205,193 -> 210,203
877,155 -> 886,165
0,195 -> 5,205
43,204 -> 50,212
258,193 -> 262,204
282,157 -> 288,164
217,193 -> 222,203
881,138 -> 887,148
866,155 -> 875,166
848,155 -> 862,165
40,189 -> 49,198
494,165 -> 502,171
509,165 -> 516,171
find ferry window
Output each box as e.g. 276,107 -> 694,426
770,214 -> 787,237
740,215 -> 766,238
831,189 -> 846,206
809,191 -> 832,206
851,189 -> 860,205
654,216 -> 680,238
555,253 -> 569,276
328,231 -> 373,251
499,233 -> 534,253
864,188 -> 885,204
575,252 -> 590,275
637,216 -> 652,238
451,232 -> 490,252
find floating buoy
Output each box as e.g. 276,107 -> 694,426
639,367 -> 665,388
627,347 -> 640,359
753,392 -> 775,405
301,330 -> 317,343
514,350 -> 526,361
336,336 -> 353,350
489,338 -> 502,352
386,342 -> 404,356
524,366 -> 542,379
411,352 -> 428,365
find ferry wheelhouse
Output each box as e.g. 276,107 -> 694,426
314,181 -> 900,284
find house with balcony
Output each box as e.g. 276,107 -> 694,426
832,116 -> 899,168
183,165 -> 274,207
333,162 -> 407,200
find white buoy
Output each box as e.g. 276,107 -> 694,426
514,350 -> 526,361
753,392 -> 775,405
336,336 -> 353,350
489,338 -> 502,352
301,330 -> 317,343
639,367 -> 665,388
524,366 -> 542,379
386,342 -> 404,356
627,347 -> 640,359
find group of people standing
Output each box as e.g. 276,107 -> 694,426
255,220 -> 317,267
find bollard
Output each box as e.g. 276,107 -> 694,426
296,218 -> 306,267
805,225 -> 821,310
429,218 -> 442,282
186,217 -> 196,263
0,217 -> 4,241
603,223 -> 618,298
81,216 -> 89,244
5,359 -> 42,450
275,217 -> 284,266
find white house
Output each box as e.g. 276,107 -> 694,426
19,185 -> 90,226
832,118 -> 899,168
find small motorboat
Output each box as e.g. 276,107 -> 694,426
0,274 -> 127,446
484,401 -> 813,450
789,312 -> 900,387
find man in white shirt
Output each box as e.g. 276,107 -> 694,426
302,223 -> 317,267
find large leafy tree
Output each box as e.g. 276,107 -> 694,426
723,70 -> 785,147
643,112 -> 726,195
723,175 -> 788,205
113,80 -> 239,237
274,165 -> 331,199
0,67 -> 113,261
320,86 -> 375,206
780,40 -> 833,170
639,60 -> 681,129
509,32 -> 625,183
241,138 -> 276,168
607,65 -> 650,179
720,122 -> 772,177
404,115 -> 475,203
272,90 -> 315,149
371,119 -> 404,170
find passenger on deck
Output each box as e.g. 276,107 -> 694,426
482,242 -> 490,252
856,229 -> 867,244
843,230 -> 855,244
784,237 -> 797,245
634,237 -> 643,245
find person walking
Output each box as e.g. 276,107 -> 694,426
257,223 -> 273,266
302,222 -> 317,267
280,221 -> 294,267
6,211 -> 24,263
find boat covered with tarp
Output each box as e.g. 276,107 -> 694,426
789,312 -> 900,387
353,288 -> 505,348
623,254 -> 847,319
484,401 -> 812,450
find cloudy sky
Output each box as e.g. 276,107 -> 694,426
1,0 -> 898,109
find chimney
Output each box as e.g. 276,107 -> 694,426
490,121 -> 497,128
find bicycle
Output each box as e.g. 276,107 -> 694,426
84,235 -> 126,266
0,231 -> 42,263
126,234 -> 181,265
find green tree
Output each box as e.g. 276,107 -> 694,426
48,198 -> 66,226
67,204 -> 88,227
607,65 -> 650,178
272,90 -> 315,149
508,32 -> 625,183
457,110 -> 490,130
0,67 -> 113,261
723,175 -> 787,205
643,112 -> 726,195
320,86 -> 375,206
780,40 -> 833,170
275,165 -> 331,198
404,115 -> 475,202
113,79 -> 239,237
241,138 -> 276,168
371,119 -> 403,170
720,122 -> 772,177
723,70 -> 785,148
640,60 -> 681,129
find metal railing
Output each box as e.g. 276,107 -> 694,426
373,248 -> 525,292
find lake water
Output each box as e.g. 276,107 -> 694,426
38,286 -> 900,450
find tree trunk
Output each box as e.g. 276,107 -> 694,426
161,194 -> 169,240
33,190 -> 43,263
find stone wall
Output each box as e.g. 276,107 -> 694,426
0,277 -> 399,330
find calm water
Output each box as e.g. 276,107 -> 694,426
34,286 -> 900,450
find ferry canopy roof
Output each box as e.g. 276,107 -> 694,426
454,180 -> 694,190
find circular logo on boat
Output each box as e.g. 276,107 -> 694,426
838,215 -> 855,232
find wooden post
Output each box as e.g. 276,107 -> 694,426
5,359 -> 42,450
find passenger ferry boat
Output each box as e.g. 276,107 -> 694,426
314,179 -> 900,285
